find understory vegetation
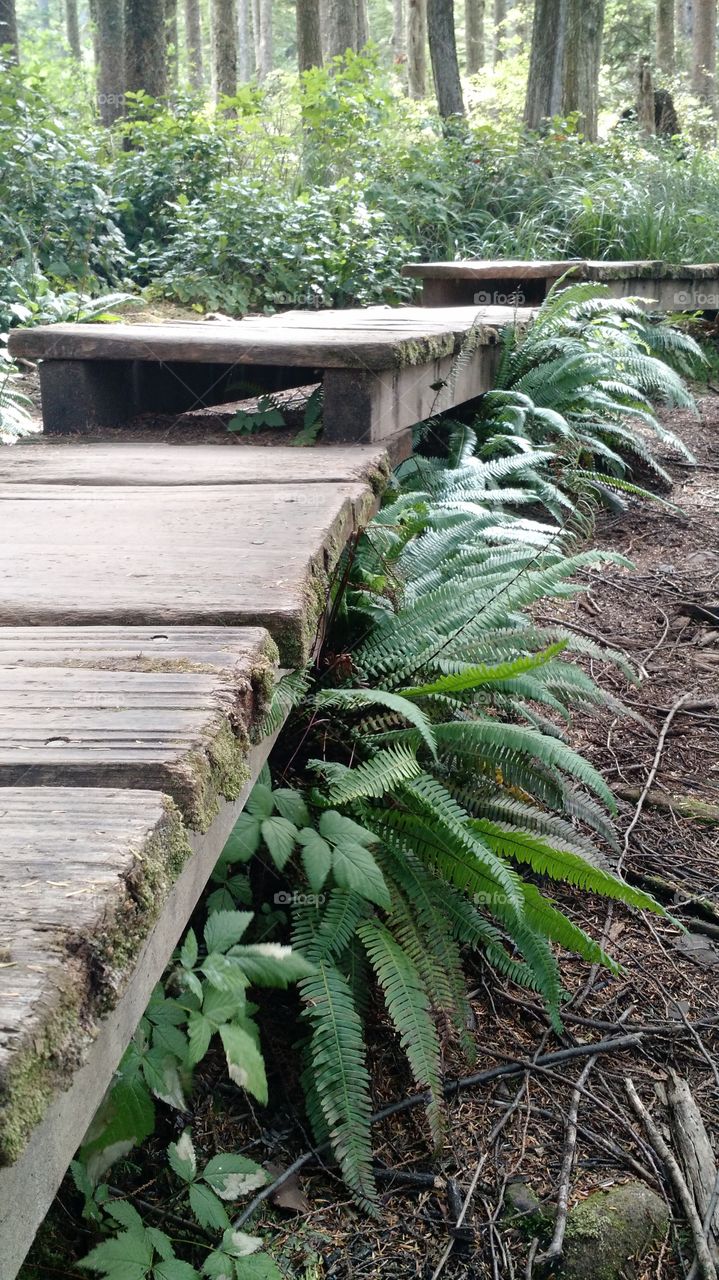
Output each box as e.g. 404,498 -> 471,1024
3,46 -> 719,344
30,284 -> 705,1279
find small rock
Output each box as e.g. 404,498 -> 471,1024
561,1182 -> 669,1280
505,1178 -> 545,1220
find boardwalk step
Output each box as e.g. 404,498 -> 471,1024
0,626 -> 278,830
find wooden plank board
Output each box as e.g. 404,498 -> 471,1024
0,626 -> 278,830
0,787 -> 188,1169
402,259 -> 584,281
0,725 -> 283,1279
0,441 -> 391,488
7,305 -> 533,370
0,481 -> 376,663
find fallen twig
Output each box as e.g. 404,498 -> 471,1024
625,1078 -> 717,1280
233,1034 -> 641,1229
620,689 -> 697,870
533,1057 -> 596,1270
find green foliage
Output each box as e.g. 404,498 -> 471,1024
0,344 -> 35,442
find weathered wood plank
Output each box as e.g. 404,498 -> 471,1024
401,258 -> 719,310
7,306 -> 527,370
0,787 -> 188,1168
0,482 -> 376,663
0,441 -> 391,488
0,725 -> 283,1279
0,626 -> 278,830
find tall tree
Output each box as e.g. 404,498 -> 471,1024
185,0 -> 203,88
465,0 -> 483,73
166,0 -> 179,84
692,0 -> 716,111
297,0 -> 323,69
356,0 -> 369,46
656,0 -> 675,71
66,0 -> 82,57
0,0 -> 19,60
427,0 -> 465,116
125,0 -> 167,97
677,0 -> 694,40
392,0 -> 405,65
523,0 -> 567,128
562,0 -> 605,140
407,0 -> 426,95
637,55 -> 656,134
94,0 -> 125,121
493,0 -> 506,63
237,0 -> 254,79
211,0 -> 237,98
256,0 -> 272,78
325,0 -> 358,56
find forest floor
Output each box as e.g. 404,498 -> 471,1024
22,398 -> 719,1280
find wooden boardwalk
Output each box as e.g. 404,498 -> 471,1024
402,258 -> 719,310
0,439 -> 389,1275
7,304 -> 533,443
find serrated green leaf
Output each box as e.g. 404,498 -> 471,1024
189,1182 -> 230,1231
219,1023 -> 268,1103
201,1251 -> 234,1279
167,1130 -> 197,1183
182,970 -> 204,1003
331,841 -> 390,910
272,788 -> 310,827
222,814 -> 261,864
151,1022 -> 188,1063
260,816 -> 297,869
204,911 -> 254,955
201,954 -> 250,1000
187,1013 -> 213,1066
154,1261 -> 201,1280
203,986 -> 243,1026
236,1255 -> 284,1279
297,828 -> 332,892
78,1228 -> 152,1277
179,930 -> 198,971
230,943 -> 315,987
105,1201 -> 145,1233
203,1154 -> 267,1199
319,810 -> 378,848
245,785 -> 275,819
145,1228 -> 175,1262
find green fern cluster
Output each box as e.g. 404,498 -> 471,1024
244,477 -> 666,1207
0,345 -> 35,444
472,282 -> 703,508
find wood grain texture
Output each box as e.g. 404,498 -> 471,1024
0,441 -> 391,488
7,305 -> 527,369
0,627 -> 278,830
0,787 -> 189,1166
0,725 -> 282,1278
0,481 -> 376,662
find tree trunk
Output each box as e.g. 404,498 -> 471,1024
465,0 -> 483,72
638,56 -> 656,134
38,0 -> 50,28
251,0 -> 261,67
656,0 -> 675,70
427,0 -> 465,116
562,0 -> 605,140
356,0 -> 369,46
211,0 -> 237,98
0,0 -> 19,60
392,0 -> 405,63
493,0 -> 506,62
166,0 -> 179,84
257,0 -> 272,79
677,0 -> 694,40
692,0 -> 716,111
237,0 -> 254,79
297,0 -> 323,69
125,0 -> 168,98
66,0 -> 81,56
94,0 -> 125,121
407,0 -> 426,95
325,0 -> 358,56
524,0 -> 567,128
185,0 -> 204,89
